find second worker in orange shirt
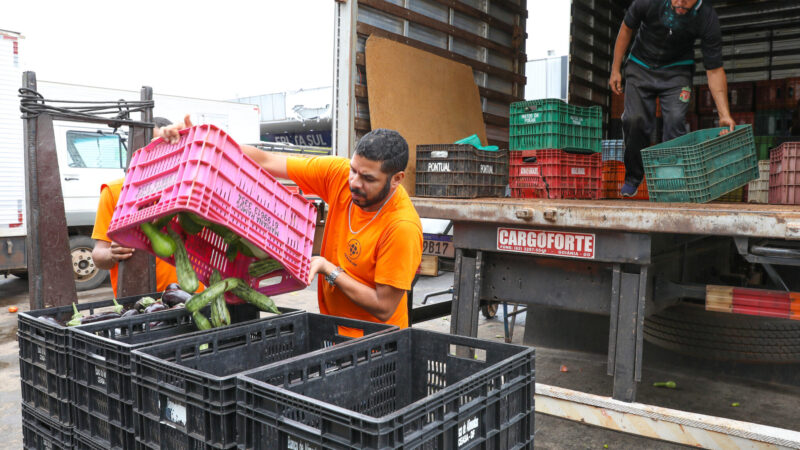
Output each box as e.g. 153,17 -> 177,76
162,120 -> 423,333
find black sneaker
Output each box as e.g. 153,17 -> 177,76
621,182 -> 639,198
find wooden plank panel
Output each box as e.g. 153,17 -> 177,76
365,36 -> 488,196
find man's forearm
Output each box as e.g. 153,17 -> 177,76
707,67 -> 731,119
92,245 -> 114,270
612,23 -> 634,72
317,260 -> 399,321
241,145 -> 290,179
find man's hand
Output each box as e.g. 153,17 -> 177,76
308,255 -> 334,284
161,114 -> 193,144
718,116 -> 736,135
109,241 -> 135,264
609,69 -> 624,95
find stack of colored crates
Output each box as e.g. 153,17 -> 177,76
602,139 -> 624,161
601,160 -> 649,200
509,150 -> 602,200
769,142 -> 800,204
509,99 -> 602,200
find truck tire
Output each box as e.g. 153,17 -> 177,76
70,235 -> 108,291
643,303 -> 800,363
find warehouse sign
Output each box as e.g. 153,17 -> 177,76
497,227 -> 595,259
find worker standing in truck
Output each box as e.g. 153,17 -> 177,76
609,0 -> 735,197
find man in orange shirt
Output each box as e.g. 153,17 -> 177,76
91,117 -> 180,297
162,124 -> 423,331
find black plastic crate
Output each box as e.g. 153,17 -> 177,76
17,292 -> 161,426
21,404 -> 73,450
237,328 -> 535,449
131,312 -> 395,449
416,144 -> 508,198
74,430 -> 106,450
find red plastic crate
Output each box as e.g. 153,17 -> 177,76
755,79 -> 787,110
769,142 -> 800,205
601,160 -> 649,200
509,149 -> 601,199
107,125 -> 316,303
698,82 -> 754,113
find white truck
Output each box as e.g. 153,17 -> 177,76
0,30 -> 261,289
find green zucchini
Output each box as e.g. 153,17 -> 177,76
140,222 -> 177,258
209,270 -> 223,327
192,311 -> 212,331
167,228 -> 199,293
178,212 -> 204,235
248,258 -> 283,278
153,213 -> 176,230
210,270 -> 230,327
185,278 -> 241,313
231,284 -> 280,314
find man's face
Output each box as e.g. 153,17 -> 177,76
349,154 -> 394,211
671,0 -> 698,15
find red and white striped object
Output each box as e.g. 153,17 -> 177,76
707,285 -> 800,320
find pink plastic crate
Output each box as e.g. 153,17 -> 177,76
769,142 -> 800,205
107,125 -> 316,303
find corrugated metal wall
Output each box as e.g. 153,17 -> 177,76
353,0 -> 528,148
568,0 -> 800,136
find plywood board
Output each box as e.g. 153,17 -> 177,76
365,36 -> 487,196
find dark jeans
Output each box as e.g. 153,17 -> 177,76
622,62 -> 693,185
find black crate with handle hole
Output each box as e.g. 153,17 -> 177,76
130,312 -> 396,449
236,328 -> 535,449
415,144 -> 509,198
70,301 -> 297,450
21,404 -> 73,450
17,292 -> 162,427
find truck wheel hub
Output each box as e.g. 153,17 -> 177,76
72,247 -> 96,279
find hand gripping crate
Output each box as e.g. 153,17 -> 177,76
510,99 -> 602,153
17,292 -> 161,427
769,142 -> 800,205
236,328 -> 535,450
747,160 -> 771,203
70,304 -> 294,450
130,313 -> 395,449
415,144 -> 508,198
642,125 -> 759,203
107,124 -> 316,304
509,149 -> 602,200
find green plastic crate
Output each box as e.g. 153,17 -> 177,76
754,136 -> 777,160
642,125 -> 759,203
510,99 -> 602,153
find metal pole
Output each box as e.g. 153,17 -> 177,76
22,71 -> 78,309
117,86 -> 157,297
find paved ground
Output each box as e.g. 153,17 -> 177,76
2,271 -> 799,449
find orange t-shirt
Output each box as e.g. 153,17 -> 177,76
287,156 -> 422,331
91,179 -> 179,297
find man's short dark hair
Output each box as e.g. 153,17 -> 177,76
153,117 -> 173,129
354,128 -> 409,175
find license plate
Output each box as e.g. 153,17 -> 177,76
423,234 -> 454,258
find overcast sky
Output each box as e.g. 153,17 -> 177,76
4,0 -> 568,100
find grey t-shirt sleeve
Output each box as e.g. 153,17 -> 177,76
624,0 -> 649,29
700,8 -> 724,70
